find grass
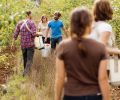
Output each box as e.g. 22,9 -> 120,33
2,48 -> 120,100
0,49 -> 55,100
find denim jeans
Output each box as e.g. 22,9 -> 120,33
21,47 -> 34,76
51,36 -> 62,49
63,95 -> 102,100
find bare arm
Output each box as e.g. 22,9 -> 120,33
45,28 -> 50,40
106,47 -> 120,55
37,23 -> 44,36
62,27 -> 68,38
12,22 -> 20,47
98,60 -> 111,100
99,32 -> 120,55
54,58 -> 65,100
38,23 -> 41,32
37,25 -> 44,36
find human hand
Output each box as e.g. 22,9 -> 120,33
36,34 -> 40,37
11,44 -> 16,52
37,32 -> 43,36
111,48 -> 120,57
44,37 -> 47,42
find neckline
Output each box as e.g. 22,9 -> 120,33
53,19 -> 59,22
72,37 -> 89,41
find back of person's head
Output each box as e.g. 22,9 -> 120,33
93,0 -> 113,21
70,7 -> 93,57
41,15 -> 48,23
70,7 -> 92,38
54,11 -> 61,20
26,11 -> 32,17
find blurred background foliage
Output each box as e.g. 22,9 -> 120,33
0,0 -> 120,48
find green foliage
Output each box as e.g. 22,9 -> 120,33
111,0 -> 120,48
36,0 -> 92,27
0,0 -> 120,48
0,0 -> 35,47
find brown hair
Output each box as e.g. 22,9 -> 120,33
54,11 -> 61,18
41,15 -> 48,23
26,11 -> 32,16
93,0 -> 113,21
70,7 -> 92,57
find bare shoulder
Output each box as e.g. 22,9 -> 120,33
60,38 -> 72,44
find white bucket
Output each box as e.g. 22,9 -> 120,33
109,57 -> 120,86
34,36 -> 44,49
41,44 -> 51,58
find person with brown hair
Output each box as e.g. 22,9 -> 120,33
45,11 -> 67,50
90,0 -> 120,55
38,15 -> 50,43
55,7 -> 110,100
12,11 -> 40,76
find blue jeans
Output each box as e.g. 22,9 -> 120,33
63,95 -> 102,100
22,47 -> 34,76
51,36 -> 62,49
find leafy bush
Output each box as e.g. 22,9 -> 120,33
111,0 -> 120,48
0,0 -> 35,47
0,0 -> 120,48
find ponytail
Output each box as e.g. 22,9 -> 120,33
70,7 -> 92,57
77,38 -> 87,57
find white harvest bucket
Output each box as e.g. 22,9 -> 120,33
41,44 -> 51,58
109,57 -> 120,86
34,36 -> 44,49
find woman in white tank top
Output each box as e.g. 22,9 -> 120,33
90,0 -> 120,55
38,15 -> 50,44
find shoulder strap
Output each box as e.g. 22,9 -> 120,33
20,20 -> 27,30
20,20 -> 32,33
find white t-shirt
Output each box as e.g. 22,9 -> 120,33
38,22 -> 50,37
90,21 -> 113,47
